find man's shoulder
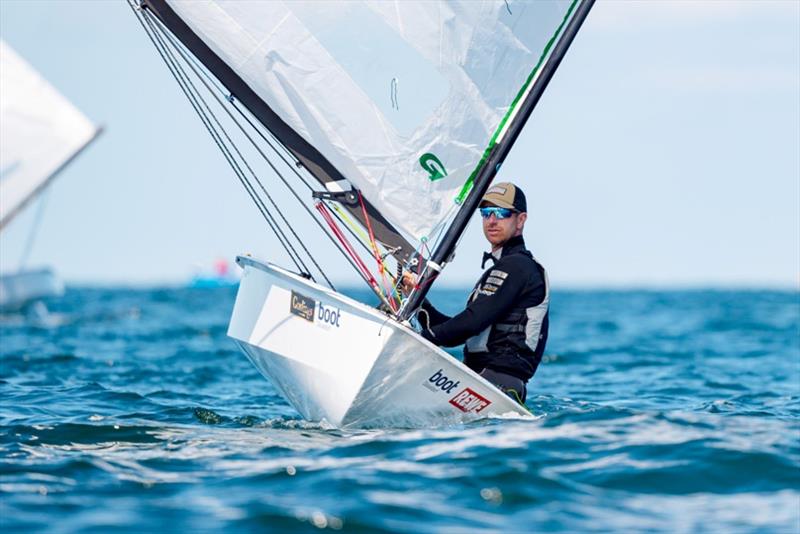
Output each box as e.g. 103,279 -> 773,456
493,251 -> 545,284
496,249 -> 538,270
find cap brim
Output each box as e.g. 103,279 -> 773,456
480,198 -> 516,210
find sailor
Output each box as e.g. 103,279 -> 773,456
403,182 -> 549,404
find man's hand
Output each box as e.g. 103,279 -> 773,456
400,271 -> 417,296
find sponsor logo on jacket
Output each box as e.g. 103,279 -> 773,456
449,388 -> 491,413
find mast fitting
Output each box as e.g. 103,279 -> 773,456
312,190 -> 359,206
426,261 -> 443,272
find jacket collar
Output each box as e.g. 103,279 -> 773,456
499,235 -> 526,258
481,235 -> 527,268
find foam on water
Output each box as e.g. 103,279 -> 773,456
1,287 -> 798,532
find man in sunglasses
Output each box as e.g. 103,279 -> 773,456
405,182 -> 549,404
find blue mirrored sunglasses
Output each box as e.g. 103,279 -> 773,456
479,207 -> 516,220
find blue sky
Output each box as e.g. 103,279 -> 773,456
0,0 -> 798,288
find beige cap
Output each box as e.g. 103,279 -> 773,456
481,182 -> 527,212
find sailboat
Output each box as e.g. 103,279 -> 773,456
0,41 -> 102,311
131,0 -> 594,428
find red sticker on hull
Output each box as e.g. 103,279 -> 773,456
449,388 -> 491,413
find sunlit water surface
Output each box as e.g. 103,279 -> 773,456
1,287 -> 798,532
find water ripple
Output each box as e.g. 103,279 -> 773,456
1,287 -> 798,532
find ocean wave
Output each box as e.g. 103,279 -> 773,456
1,287 -> 798,532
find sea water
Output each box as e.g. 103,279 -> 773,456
1,287 -> 798,532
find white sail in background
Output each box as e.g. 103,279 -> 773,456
0,40 -> 99,229
163,0 -> 576,242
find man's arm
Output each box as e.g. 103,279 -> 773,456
417,299 -> 451,331
423,258 -> 528,347
402,272 -> 451,331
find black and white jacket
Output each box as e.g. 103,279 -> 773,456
419,235 -> 549,382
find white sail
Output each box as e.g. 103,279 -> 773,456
162,0 -> 577,243
0,40 -> 99,229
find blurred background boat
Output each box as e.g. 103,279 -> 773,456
0,40 -> 102,311
187,257 -> 239,288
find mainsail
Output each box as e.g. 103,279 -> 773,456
0,41 -> 101,230
143,0 -> 578,242
133,0 -> 593,314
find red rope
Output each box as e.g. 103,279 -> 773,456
357,192 -> 398,312
315,202 -> 377,287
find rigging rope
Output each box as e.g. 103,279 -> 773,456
149,18 -> 383,291
315,202 -> 371,282
358,192 -> 399,312
145,6 -> 392,291
132,0 -> 414,311
315,202 -> 398,313
157,33 -> 331,286
141,10 -> 312,276
153,16 -> 317,194
134,7 -> 297,268
135,3 -> 342,286
18,189 -> 50,269
329,203 -> 370,244
152,19 -> 382,264
150,20 -> 314,194
226,86 -> 381,262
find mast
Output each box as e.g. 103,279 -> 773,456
400,0 -> 595,321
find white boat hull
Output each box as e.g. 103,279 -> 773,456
0,268 -> 63,310
227,256 -> 531,428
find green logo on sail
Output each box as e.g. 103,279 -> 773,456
419,153 -> 448,182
